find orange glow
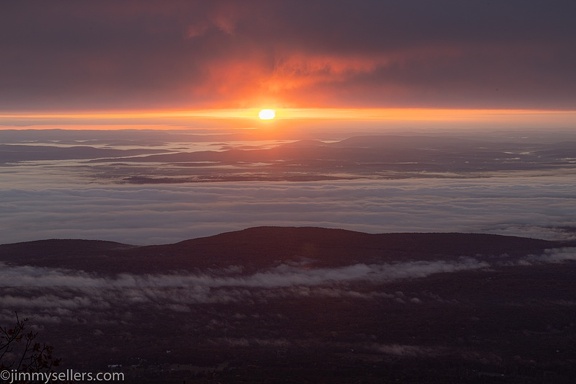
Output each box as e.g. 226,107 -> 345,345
1,108 -> 576,129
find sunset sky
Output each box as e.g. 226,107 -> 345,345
4,4 -> 576,379
1,0 -> 576,128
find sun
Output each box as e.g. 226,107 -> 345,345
258,109 -> 276,120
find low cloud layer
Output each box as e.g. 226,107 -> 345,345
0,258 -> 488,290
2,176 -> 576,245
1,258 -> 482,323
1,248 -> 574,324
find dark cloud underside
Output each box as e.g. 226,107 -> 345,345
1,0 -> 575,110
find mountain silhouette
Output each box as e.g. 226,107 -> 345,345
0,226 -> 561,274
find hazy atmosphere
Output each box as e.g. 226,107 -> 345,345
2,128 -> 576,245
2,1 -> 576,383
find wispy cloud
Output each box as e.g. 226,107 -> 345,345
0,258 -> 488,289
0,256 -> 485,323
2,248 -> 575,324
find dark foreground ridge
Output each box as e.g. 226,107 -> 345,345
1,227 -> 576,383
0,226 -> 563,273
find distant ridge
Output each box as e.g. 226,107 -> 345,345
0,227 -> 562,274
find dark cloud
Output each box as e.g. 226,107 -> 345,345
1,1 -> 575,110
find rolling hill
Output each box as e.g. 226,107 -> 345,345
1,227 -> 575,383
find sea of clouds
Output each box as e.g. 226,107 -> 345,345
1,176 -> 576,245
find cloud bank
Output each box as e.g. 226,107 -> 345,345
2,177 -> 576,245
1,247 -> 574,324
